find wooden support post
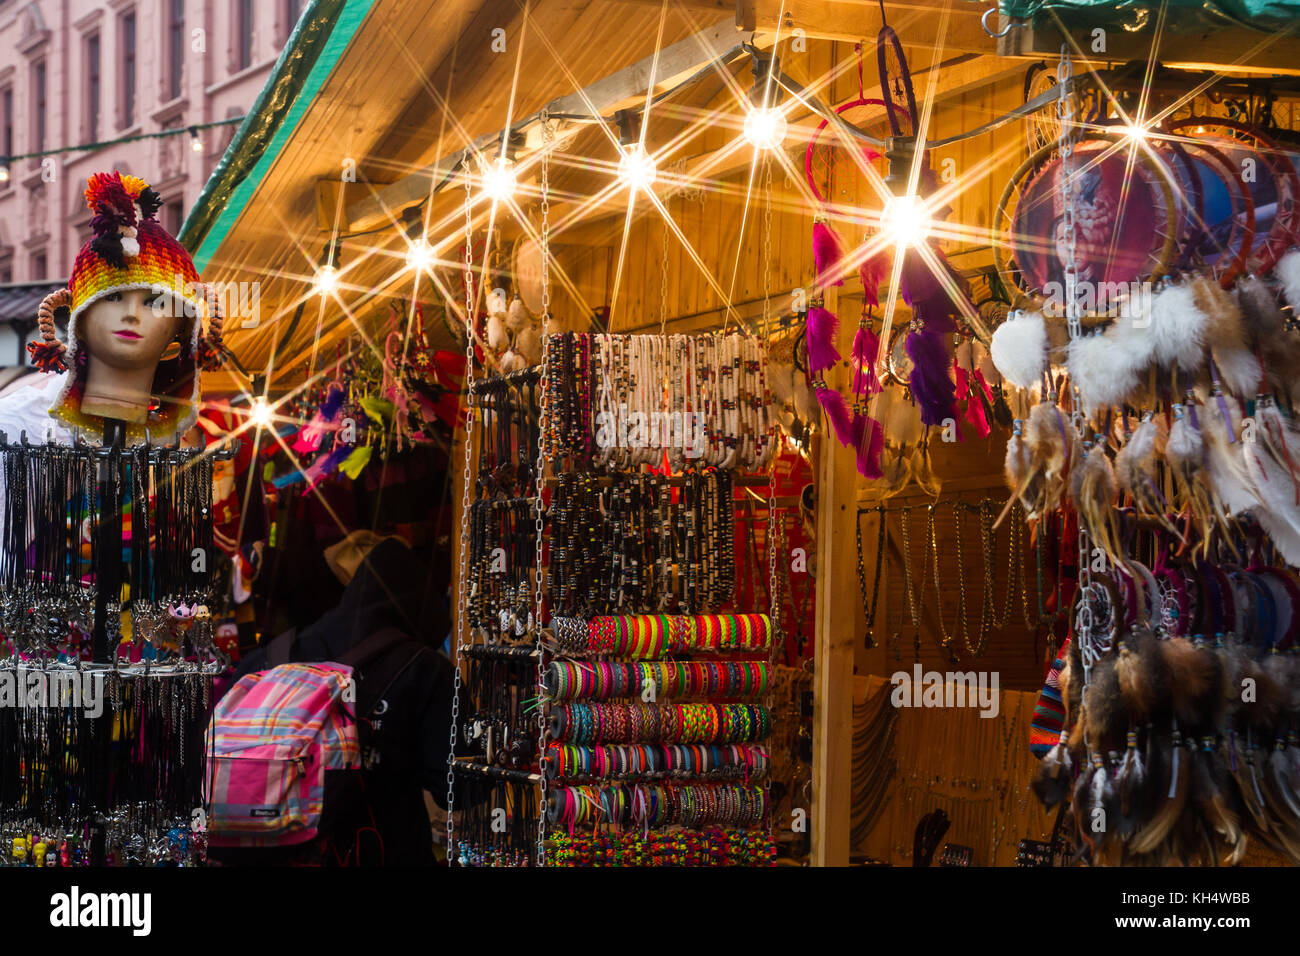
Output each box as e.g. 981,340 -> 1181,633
810,285 -> 857,867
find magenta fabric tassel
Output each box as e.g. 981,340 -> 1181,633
851,324 -> 882,399
816,382 -> 854,446
806,305 -> 842,376
905,326 -> 957,427
900,253 -> 960,426
293,383 -> 346,454
813,220 -> 845,288
852,411 -> 885,479
954,365 -> 989,439
300,441 -> 354,493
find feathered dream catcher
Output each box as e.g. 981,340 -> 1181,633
795,35 -> 986,485
994,101 -> 1300,864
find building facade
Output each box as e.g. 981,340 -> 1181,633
0,0 -> 299,364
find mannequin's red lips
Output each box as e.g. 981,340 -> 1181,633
113,330 -> 143,340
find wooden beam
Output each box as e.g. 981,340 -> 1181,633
344,17 -> 747,232
746,0 -> 997,54
997,14 -> 1300,77
811,283 -> 856,867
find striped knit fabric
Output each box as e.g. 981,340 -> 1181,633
1029,637 -> 1069,758
205,663 -> 359,847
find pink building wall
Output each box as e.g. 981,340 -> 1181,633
0,0 -> 302,285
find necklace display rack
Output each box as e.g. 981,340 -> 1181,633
450,329 -> 787,867
0,424 -> 233,867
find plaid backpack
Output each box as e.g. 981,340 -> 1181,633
206,661 -> 360,848
205,628 -> 416,849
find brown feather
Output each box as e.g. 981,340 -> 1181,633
1130,733 -> 1191,854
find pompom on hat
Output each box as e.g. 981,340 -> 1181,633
30,171 -> 226,442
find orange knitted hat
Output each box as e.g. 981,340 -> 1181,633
31,172 -> 226,443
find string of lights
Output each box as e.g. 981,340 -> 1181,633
0,115 -> 245,183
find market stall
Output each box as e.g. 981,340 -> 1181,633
15,0 -> 1292,869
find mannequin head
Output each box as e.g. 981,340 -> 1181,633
80,289 -> 183,371
77,289 -> 187,423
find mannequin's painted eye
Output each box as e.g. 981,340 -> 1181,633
144,292 -> 166,310
105,292 -> 122,302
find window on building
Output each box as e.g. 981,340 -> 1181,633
31,252 -> 46,280
32,61 -> 46,153
163,196 -> 182,236
121,11 -> 137,128
1,88 -> 12,160
86,34 -> 101,141
0,266 -> 11,284
168,0 -> 185,100
237,0 -> 254,70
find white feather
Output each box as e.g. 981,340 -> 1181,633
1200,400 -> 1261,516
990,310 -> 1048,391
1148,281 -> 1205,371
486,312 -> 509,351
1165,412 -> 1203,472
516,325 -> 542,364
499,348 -> 526,373
506,296 -> 531,332
1067,329 -> 1144,415
1276,247 -> 1300,314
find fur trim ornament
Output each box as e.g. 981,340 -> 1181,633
1194,276 -> 1262,398
989,309 -> 1047,391
517,324 -> 542,364
1276,247 -> 1300,313
486,311 -> 509,351
1067,326 -> 1142,415
499,348 -> 527,373
1148,281 -> 1206,371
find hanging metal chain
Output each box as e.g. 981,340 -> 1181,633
659,215 -> 670,337
446,154 -> 477,863
762,155 -> 775,332
533,116 -> 553,869
1055,46 -> 1080,342
1056,46 -> 1095,687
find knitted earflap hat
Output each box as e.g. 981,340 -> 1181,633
30,171 -> 225,442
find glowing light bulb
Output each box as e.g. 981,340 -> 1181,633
617,144 -> 657,192
248,396 -> 273,429
0,164 -> 9,184
406,238 -> 434,272
881,194 -> 932,248
482,157 -> 518,203
313,264 -> 339,296
1196,125 -> 1207,134
743,106 -> 787,151
1123,122 -> 1149,143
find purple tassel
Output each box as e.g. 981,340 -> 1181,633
851,324 -> 882,399
806,306 -> 842,376
905,326 -> 957,426
852,411 -> 885,479
815,382 -> 854,446
813,220 -> 845,288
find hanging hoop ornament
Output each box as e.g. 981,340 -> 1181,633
30,288 -> 72,372
993,131 -> 1178,326
1162,118 -> 1300,275
876,25 -> 919,138
1178,139 -> 1256,287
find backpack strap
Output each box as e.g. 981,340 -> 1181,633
266,628 -> 298,668
338,627 -> 419,670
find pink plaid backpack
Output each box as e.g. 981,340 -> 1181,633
205,661 -> 360,847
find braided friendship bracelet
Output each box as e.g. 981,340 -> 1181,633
544,742 -> 770,781
550,613 -> 773,658
546,783 -> 768,829
546,828 -> 777,867
543,660 -> 770,701
549,702 -> 770,745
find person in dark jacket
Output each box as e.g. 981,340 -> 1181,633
219,536 -> 454,866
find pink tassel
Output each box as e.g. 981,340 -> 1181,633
815,382 -> 854,446
859,253 -> 887,309
813,219 -> 845,288
851,324 -> 882,398
852,411 -> 885,479
953,365 -> 988,440
806,306 -> 842,376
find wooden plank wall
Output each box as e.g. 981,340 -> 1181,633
553,48 -> 1053,692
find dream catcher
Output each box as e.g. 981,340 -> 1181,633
801,43 -> 893,479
